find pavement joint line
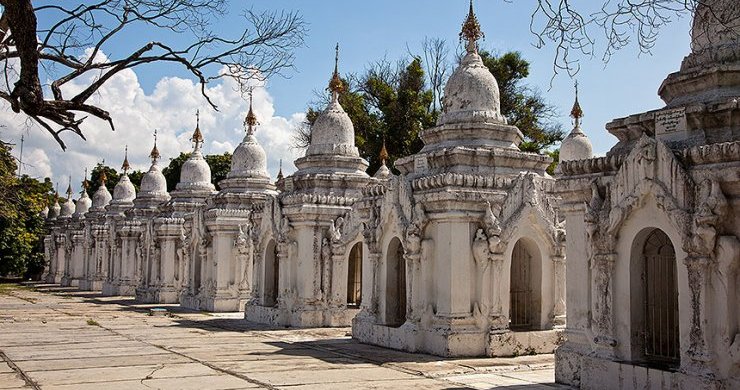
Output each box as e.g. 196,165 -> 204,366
0,350 -> 40,389
188,318 -> 476,389
139,364 -> 165,388
84,320 -> 279,390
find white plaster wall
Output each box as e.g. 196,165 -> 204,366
563,206 -> 590,338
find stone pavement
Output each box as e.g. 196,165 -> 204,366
0,283 -> 570,389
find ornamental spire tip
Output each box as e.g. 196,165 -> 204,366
460,0 -> 484,53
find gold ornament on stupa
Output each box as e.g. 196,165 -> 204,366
460,0 -> 484,53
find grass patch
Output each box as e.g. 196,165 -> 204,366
86,318 -> 100,326
0,283 -> 30,295
0,283 -> 17,295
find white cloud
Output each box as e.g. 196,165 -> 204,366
0,59 -> 305,194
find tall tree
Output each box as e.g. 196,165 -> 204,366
299,57 -> 435,174
0,140 -> 53,278
90,163 -> 120,194
480,50 -> 563,153
0,1 -> 306,148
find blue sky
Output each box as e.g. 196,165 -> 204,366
129,0 -> 692,156
7,0 -> 695,192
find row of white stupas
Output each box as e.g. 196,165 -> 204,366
42,1 -> 739,388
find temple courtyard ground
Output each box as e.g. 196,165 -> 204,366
0,283 -> 567,389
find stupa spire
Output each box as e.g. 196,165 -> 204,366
121,145 -> 130,174
244,88 -> 258,136
149,129 -> 160,164
192,110 -> 204,151
460,0 -> 484,54
570,81 -> 584,131
379,138 -> 389,166
99,169 -> 107,187
328,43 -> 343,102
66,177 -> 73,199
277,159 -> 284,180
82,169 -> 89,192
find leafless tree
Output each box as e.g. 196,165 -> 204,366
0,0 -> 306,149
420,37 -> 449,112
522,0 -> 739,78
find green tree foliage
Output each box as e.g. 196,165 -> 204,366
205,154 -> 232,189
128,170 -> 144,191
162,152 -> 232,191
479,50 -> 564,153
90,163 -> 120,194
300,48 -> 562,174
0,141 -> 53,278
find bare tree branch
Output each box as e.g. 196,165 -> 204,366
420,37 -> 449,112
519,0 -> 739,81
0,0 -> 306,149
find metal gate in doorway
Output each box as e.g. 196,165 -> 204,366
510,240 -> 531,330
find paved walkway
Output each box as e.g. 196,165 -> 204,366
0,283 -> 569,389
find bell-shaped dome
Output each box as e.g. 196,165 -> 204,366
229,133 -> 269,179
73,189 -> 92,217
48,199 -> 61,220
178,118 -> 216,191
134,135 -> 171,207
437,2 -> 506,126
306,44 -> 359,157
59,184 -> 75,218
139,135 -> 168,196
306,100 -> 359,157
228,95 -> 270,180
560,89 -> 593,162
113,174 -> 136,203
140,163 -> 168,196
374,141 -> 392,179
560,127 -> 592,162
59,199 -> 75,218
180,152 -> 212,187
91,184 -> 112,211
374,162 -> 391,179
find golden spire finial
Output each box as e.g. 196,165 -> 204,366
100,169 -> 107,186
328,43 -> 344,101
149,129 -> 160,163
570,81 -> 583,127
244,88 -> 258,135
121,145 -> 130,174
460,0 -> 484,54
191,110 -> 204,148
379,138 -> 389,165
277,159 -> 284,180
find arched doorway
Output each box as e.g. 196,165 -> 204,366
263,240 -> 279,307
636,229 -> 680,367
509,238 -> 542,330
347,243 -> 362,307
385,237 -> 406,327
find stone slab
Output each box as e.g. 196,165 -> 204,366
0,285 -> 568,389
